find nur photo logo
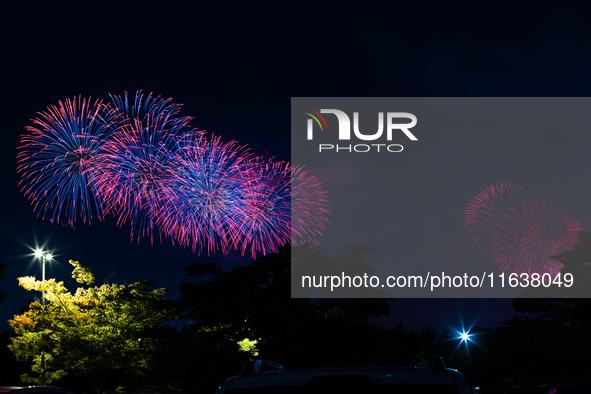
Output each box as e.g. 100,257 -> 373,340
303,108 -> 418,153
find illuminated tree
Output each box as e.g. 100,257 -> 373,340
8,260 -> 172,394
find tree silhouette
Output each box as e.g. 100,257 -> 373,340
0,260 -> 5,304
176,244 -> 392,391
498,232 -> 591,385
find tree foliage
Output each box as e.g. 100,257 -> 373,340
8,260 -> 172,393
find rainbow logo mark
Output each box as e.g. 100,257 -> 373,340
303,107 -> 329,132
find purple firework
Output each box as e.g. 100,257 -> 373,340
17,96 -> 119,225
155,135 -> 253,254
93,91 -> 201,244
289,165 -> 329,246
463,183 -> 533,256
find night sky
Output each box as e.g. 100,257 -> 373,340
1,2 -> 589,334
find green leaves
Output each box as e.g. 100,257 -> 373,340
70,260 -> 96,285
9,261 -> 171,392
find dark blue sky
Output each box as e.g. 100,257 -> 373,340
2,1 -> 589,331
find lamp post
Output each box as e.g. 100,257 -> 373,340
33,250 -> 52,385
34,249 -> 52,304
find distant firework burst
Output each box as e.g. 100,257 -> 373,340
93,91 -> 200,244
463,183 -> 533,256
17,96 -> 119,225
514,200 -> 582,275
18,91 -> 330,256
465,184 -> 584,275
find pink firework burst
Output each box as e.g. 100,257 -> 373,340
508,200 -> 583,275
463,183 -> 533,256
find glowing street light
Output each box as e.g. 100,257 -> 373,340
459,331 -> 471,342
34,249 -> 52,281
447,329 -> 473,360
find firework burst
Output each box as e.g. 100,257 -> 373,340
465,184 -> 584,275
18,91 -> 330,256
155,135 -> 252,254
17,96 -> 119,225
463,183 -> 533,256
235,158 -> 292,257
93,91 -> 200,244
512,200 -> 582,275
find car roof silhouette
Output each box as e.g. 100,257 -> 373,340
216,356 -> 472,394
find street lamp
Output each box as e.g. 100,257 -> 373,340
34,249 -> 52,281
34,249 -> 52,304
459,331 -> 471,343
33,249 -> 52,385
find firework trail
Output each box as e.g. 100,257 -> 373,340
155,135 -> 252,254
17,96 -> 119,225
92,91 -> 200,244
